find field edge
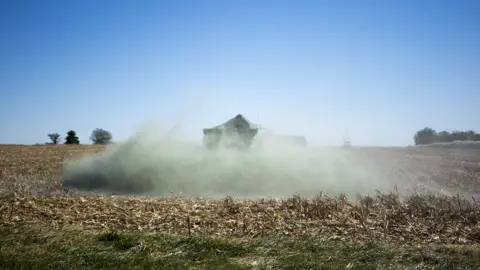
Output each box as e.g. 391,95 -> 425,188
0,222 -> 479,269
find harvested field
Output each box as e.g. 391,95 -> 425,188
1,144 -> 480,269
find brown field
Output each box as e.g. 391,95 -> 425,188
1,144 -> 480,269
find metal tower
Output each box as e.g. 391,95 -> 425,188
342,127 -> 351,148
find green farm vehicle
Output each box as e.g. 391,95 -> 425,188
202,114 -> 307,150
202,114 -> 259,149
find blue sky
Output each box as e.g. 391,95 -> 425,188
1,0 -> 479,146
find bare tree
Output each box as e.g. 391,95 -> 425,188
90,128 -> 113,144
48,133 -> 61,144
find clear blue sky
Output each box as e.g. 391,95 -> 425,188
1,0 -> 479,146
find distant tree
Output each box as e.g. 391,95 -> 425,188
466,130 -> 476,141
65,130 -> 80,145
47,133 -> 61,145
413,127 -> 436,145
450,130 -> 467,142
414,128 -> 480,145
90,128 -> 112,144
435,131 -> 451,143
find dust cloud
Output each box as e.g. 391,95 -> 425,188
61,123 -> 396,199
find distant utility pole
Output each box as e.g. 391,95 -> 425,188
343,127 -> 351,147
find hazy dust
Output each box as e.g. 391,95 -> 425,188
61,125 -> 399,198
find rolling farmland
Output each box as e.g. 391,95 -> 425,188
1,144 -> 480,269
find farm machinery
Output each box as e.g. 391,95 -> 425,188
202,114 -> 307,150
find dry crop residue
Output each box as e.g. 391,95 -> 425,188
0,144 -> 106,192
1,192 -> 480,245
1,144 -> 480,245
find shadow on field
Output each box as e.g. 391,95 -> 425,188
61,125 -> 395,198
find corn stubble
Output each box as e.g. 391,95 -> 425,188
0,144 -> 480,245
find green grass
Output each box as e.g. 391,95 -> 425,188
0,223 -> 479,269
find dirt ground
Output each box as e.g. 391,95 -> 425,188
1,144 -> 480,269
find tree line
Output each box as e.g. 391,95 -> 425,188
45,128 -> 113,145
43,126 -> 480,146
413,127 -> 480,145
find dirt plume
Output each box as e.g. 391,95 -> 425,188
61,124 -> 396,198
